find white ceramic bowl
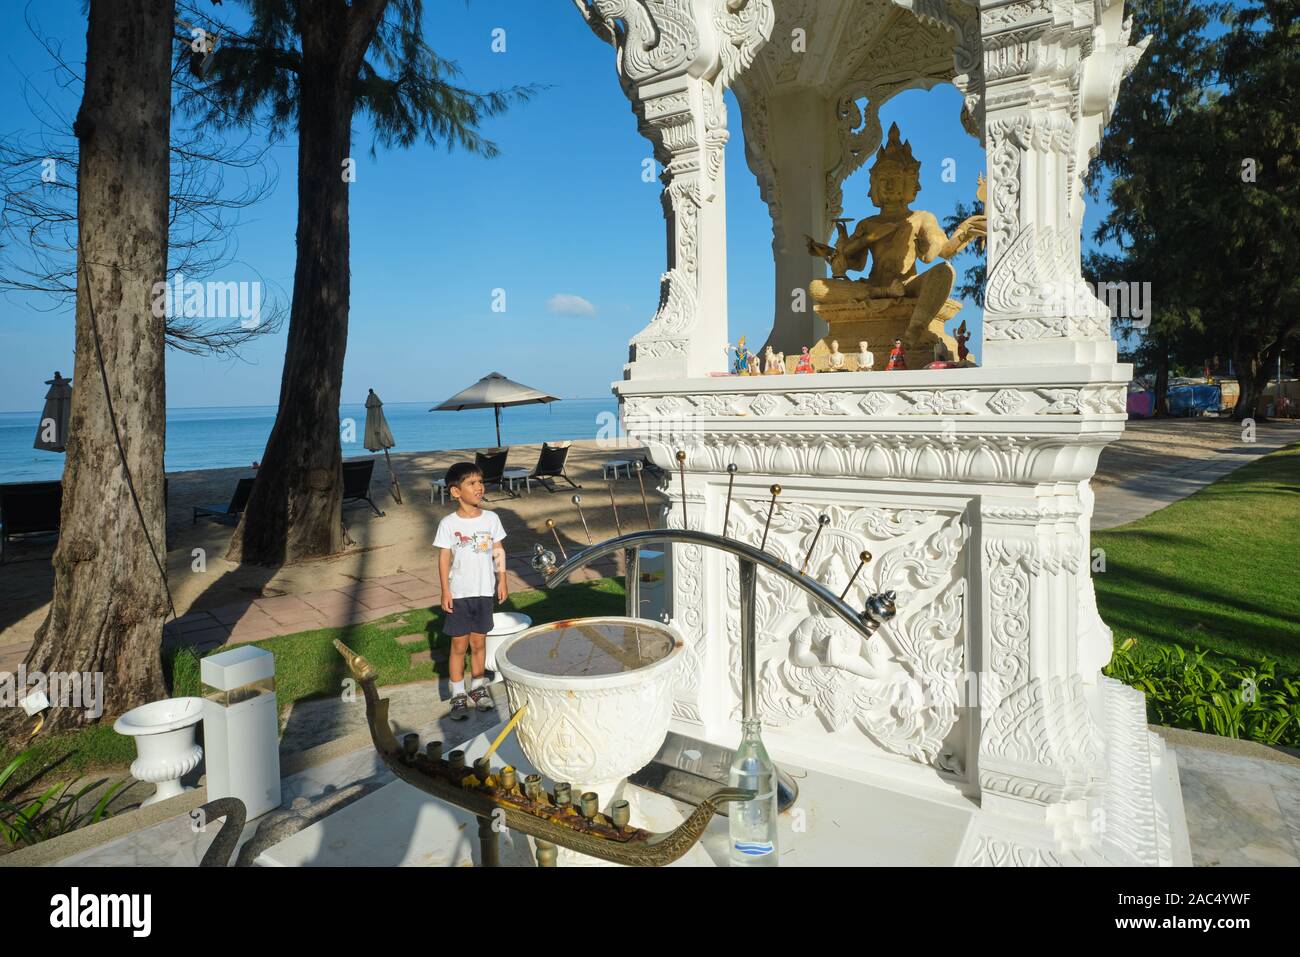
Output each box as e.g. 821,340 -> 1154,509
495,616 -> 684,803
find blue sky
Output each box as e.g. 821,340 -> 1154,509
0,1 -> 1108,413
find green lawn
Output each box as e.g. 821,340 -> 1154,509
1094,443 -> 1300,670
5,578 -> 626,783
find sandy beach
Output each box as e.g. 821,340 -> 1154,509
2,419 -> 1297,673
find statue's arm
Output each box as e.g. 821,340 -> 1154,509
916,213 -> 951,263
932,210 -> 987,261
839,221 -> 875,272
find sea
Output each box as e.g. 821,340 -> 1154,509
0,398 -> 620,483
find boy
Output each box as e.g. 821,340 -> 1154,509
434,462 -> 508,720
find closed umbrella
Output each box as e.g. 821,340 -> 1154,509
33,371 -> 72,452
430,372 -> 559,447
363,388 -> 403,505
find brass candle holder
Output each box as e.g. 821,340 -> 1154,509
333,640 -> 751,867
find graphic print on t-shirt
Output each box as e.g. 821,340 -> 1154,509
453,530 -> 494,554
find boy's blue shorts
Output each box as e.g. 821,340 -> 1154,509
444,596 -> 493,637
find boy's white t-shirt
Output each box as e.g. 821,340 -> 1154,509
434,509 -> 507,599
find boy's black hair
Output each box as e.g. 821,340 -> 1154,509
444,461 -> 481,488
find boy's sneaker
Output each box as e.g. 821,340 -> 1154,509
469,686 -> 494,712
448,693 -> 470,721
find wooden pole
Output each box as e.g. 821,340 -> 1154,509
383,447 -> 403,504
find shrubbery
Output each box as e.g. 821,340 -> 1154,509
1106,639 -> 1300,747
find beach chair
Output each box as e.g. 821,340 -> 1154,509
528,442 -> 580,492
475,448 -> 516,498
342,458 -> 384,516
193,477 -> 254,526
0,481 -> 62,562
639,455 -> 666,479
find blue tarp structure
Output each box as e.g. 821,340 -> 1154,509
1166,384 -> 1222,416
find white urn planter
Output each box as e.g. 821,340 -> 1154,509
113,697 -> 205,807
495,616 -> 684,804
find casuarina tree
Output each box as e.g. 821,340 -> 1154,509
181,0 -> 535,564
12,0 -> 175,737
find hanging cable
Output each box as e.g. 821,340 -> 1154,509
81,257 -> 177,622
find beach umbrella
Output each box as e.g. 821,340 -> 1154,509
430,372 -> 559,448
33,371 -> 72,452
363,388 -> 403,505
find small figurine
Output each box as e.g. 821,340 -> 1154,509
773,350 -> 786,374
746,345 -> 761,375
794,346 -> 815,374
732,336 -> 751,375
954,320 -> 971,365
763,346 -> 781,374
828,339 -> 846,372
886,338 -> 907,371
856,340 -> 874,372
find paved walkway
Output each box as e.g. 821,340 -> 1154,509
1091,427 -> 1298,529
156,550 -> 621,657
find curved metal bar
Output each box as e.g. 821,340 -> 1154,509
544,528 -> 883,641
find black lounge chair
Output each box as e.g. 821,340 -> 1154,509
475,448 -> 516,498
193,477 -> 254,526
0,481 -> 62,562
528,442 -> 580,492
343,458 -> 385,516
639,455 -> 666,478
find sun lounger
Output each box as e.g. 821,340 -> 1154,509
193,477 -> 254,526
343,458 -> 385,516
475,448 -> 516,498
528,442 -> 580,492
0,481 -> 62,561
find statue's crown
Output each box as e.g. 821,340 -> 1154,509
872,123 -> 921,177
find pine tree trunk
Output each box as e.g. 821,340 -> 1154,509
1233,347 -> 1274,423
1153,340 -> 1170,417
16,0 -> 172,737
225,18 -> 363,565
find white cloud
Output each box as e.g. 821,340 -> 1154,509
546,293 -> 597,317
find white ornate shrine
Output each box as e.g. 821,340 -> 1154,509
576,0 -> 1190,865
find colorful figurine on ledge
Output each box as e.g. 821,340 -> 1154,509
794,346 -> 816,374
732,336 -> 755,376
733,335 -> 754,374
955,320 -> 971,365
886,338 -> 907,371
764,345 -> 786,374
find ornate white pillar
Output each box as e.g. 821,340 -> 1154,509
575,0 -> 775,380
978,0 -> 1150,367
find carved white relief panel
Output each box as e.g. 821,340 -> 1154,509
665,495 -> 708,724
721,497 -> 970,773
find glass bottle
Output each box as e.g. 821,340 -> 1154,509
728,717 -> 779,866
